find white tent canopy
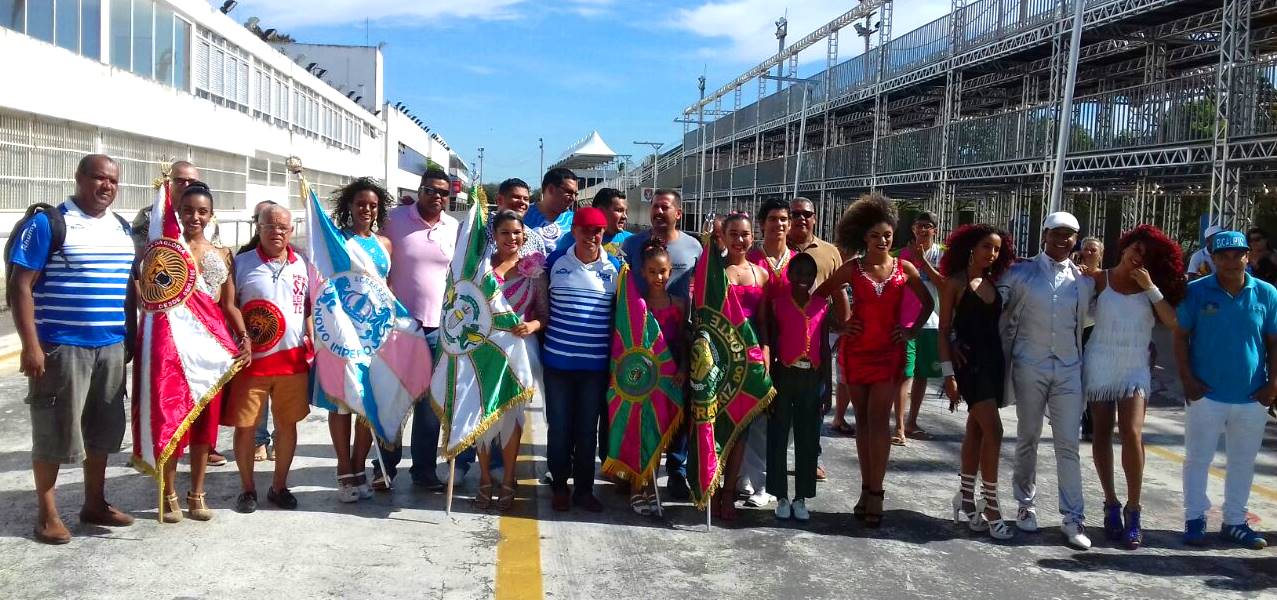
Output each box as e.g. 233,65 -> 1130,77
551,131 -> 618,171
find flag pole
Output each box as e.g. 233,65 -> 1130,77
445,458 -> 457,515
651,476 -> 663,517
706,500 -> 712,532
369,435 -> 392,491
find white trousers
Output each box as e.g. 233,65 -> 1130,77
1183,398 -> 1268,526
1011,359 -> 1086,523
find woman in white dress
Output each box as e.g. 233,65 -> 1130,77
476,211 -> 547,511
1082,225 -> 1183,549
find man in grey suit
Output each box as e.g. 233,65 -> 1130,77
997,211 -> 1095,550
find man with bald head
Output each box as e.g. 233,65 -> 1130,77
227,204 -> 312,513
132,161 -> 201,250
12,154 -> 137,543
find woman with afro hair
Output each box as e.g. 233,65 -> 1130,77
937,224 -> 1017,540
814,193 -> 933,527
1082,224 -> 1183,549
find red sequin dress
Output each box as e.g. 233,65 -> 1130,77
840,257 -> 908,385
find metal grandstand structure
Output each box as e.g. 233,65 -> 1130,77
612,0 -> 1275,253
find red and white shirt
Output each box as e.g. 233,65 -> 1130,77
234,246 -> 312,376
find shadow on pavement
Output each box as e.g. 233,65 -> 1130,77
1038,552 -> 1277,593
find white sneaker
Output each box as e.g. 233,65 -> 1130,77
791,498 -> 810,522
1016,507 -> 1039,532
1063,521 -> 1092,550
775,497 -> 792,520
746,490 -> 775,508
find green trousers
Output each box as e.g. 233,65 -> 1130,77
766,363 -> 823,500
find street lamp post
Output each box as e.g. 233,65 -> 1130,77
763,74 -> 817,199
634,141 -> 665,200
1049,0 -> 1086,214
538,137 -> 544,180
477,147 -> 485,186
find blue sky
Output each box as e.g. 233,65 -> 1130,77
216,0 -> 949,183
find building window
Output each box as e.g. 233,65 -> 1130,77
109,0 -> 129,70
194,27 -> 249,111
55,0 -> 77,52
81,0 -> 100,58
131,0 -> 152,78
26,0 -> 52,43
1,0 -> 98,58
172,16 -> 189,90
154,3 -> 173,83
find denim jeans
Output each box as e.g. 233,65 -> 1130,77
544,367 -> 608,497
254,403 -> 272,447
373,328 -> 476,482
1183,398 -> 1268,525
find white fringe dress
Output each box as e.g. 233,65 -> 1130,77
1083,274 -> 1154,403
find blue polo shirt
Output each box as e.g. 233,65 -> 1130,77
1177,274 -> 1277,404
543,246 -> 622,372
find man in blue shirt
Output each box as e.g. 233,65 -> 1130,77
554,187 -> 630,258
1175,229 -> 1277,550
11,154 -> 137,544
525,167 -> 578,251
543,207 -> 622,513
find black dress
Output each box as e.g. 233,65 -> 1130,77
953,284 -> 1005,407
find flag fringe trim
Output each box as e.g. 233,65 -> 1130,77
601,409 -> 684,488
130,358 -> 244,482
690,385 -> 777,511
440,386 -> 537,459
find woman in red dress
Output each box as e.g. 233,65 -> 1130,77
814,193 -> 933,526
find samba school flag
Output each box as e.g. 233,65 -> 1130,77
603,265 -> 684,486
431,196 -> 538,457
686,236 -> 776,510
305,181 -> 432,445
132,181 -> 242,479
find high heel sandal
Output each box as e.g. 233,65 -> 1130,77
864,490 -> 885,528
1123,505 -> 1143,550
951,474 -> 987,532
336,473 -> 359,504
354,472 -> 374,500
161,492 -> 183,524
495,484 -> 516,512
186,491 -> 213,521
853,486 -> 869,521
474,484 -> 493,510
980,481 -> 1014,540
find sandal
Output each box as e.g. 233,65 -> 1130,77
647,489 -> 663,517
253,444 -> 268,462
853,486 -> 869,520
905,428 -> 931,441
186,491 -> 213,521
831,421 -> 856,436
337,474 -> 359,504
161,492 -> 183,524
631,493 -> 652,516
891,435 -> 907,447
474,484 -> 493,510
864,490 -> 885,528
354,473 -> 374,499
371,466 -> 391,492
496,484 -> 516,512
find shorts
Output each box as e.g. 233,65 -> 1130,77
27,342 -> 128,464
223,373 -> 310,428
910,329 -> 942,379
904,339 -> 917,378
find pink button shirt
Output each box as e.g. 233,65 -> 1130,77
384,204 -> 459,328
769,282 -> 829,369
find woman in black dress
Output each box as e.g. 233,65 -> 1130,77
938,224 -> 1017,540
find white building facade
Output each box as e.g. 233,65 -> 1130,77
0,0 -> 465,240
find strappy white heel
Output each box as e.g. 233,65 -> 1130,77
952,473 -> 987,532
981,480 -> 1015,540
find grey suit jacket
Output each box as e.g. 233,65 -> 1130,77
996,253 -> 1094,405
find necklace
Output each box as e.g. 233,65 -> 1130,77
267,254 -> 288,283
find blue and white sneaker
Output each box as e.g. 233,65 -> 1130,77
1183,518 -> 1208,547
1221,523 -> 1268,550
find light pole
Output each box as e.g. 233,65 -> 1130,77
477,147 -> 485,186
697,75 -> 707,224
1049,0 -> 1086,214
763,74 -> 817,199
538,137 -> 544,180
633,141 -> 664,200
774,16 -> 787,94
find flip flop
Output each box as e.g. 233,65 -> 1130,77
905,429 -> 931,441
891,435 -> 907,447
831,422 -> 856,436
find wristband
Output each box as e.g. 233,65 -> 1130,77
1144,286 -> 1164,304
940,361 -> 955,377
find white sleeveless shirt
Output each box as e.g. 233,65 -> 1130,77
234,246 -> 312,376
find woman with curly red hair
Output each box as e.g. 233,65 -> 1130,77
937,224 -> 1017,540
814,193 -> 933,527
1082,224 -> 1184,549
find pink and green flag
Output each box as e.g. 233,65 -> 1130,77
603,265 -> 684,487
687,236 -> 775,510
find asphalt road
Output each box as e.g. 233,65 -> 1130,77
0,327 -> 1274,599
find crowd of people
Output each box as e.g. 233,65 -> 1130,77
10,153 -> 1276,555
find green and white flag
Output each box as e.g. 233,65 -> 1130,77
431,198 -> 538,457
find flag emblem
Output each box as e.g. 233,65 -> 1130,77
140,238 -> 196,310
615,348 -> 659,401
242,299 -> 285,351
440,280 -> 493,355
314,272 -> 396,358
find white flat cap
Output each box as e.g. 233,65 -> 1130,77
1042,211 -> 1080,232
1203,225 -> 1224,239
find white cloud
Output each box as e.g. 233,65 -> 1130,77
672,0 -> 952,66
217,0 -> 526,28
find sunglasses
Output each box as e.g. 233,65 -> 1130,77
419,188 -> 450,198
791,210 -> 815,219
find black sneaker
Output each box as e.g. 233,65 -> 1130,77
413,477 -> 446,492
267,487 -> 298,510
235,490 -> 258,514
666,474 -> 691,501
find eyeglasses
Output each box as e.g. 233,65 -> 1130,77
792,210 -> 815,219
915,222 -> 937,229
419,187 -> 450,198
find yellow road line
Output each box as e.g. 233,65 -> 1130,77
495,428 -> 544,600
1146,445 -> 1277,502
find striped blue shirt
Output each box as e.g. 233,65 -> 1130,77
544,246 -> 621,371
10,201 -> 135,347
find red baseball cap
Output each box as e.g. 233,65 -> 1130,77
573,207 -> 607,229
